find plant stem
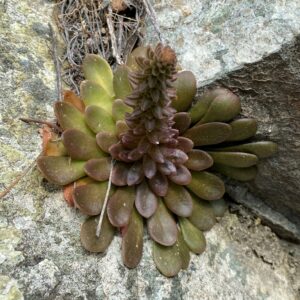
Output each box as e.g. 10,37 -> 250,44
96,159 -> 115,237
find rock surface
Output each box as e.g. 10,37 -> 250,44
0,0 -> 299,299
145,0 -> 300,237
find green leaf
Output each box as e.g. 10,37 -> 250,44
82,54 -> 114,98
37,156 -> 85,185
152,241 -> 182,277
208,151 -> 258,168
107,186 -> 135,227
197,89 -> 241,124
173,112 -> 191,134
74,181 -> 109,215
185,149 -> 213,171
216,141 -> 278,159
96,131 -> 119,153
177,231 -> 190,270
188,90 -> 215,124
227,118 -> 258,141
179,218 -> 206,254
212,164 -> 257,181
62,129 -> 106,160
113,65 -> 132,99
164,183 -> 193,217
183,122 -> 232,146
112,99 -> 132,122
54,101 -> 93,136
80,214 -> 115,253
85,105 -> 116,134
80,80 -> 113,113
187,171 -> 225,201
188,194 -> 216,231
84,157 -> 111,181
126,46 -> 148,72
147,199 -> 178,246
172,71 -> 197,112
116,120 -> 129,137
122,208 -> 143,268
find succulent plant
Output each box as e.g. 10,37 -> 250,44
37,44 -> 277,277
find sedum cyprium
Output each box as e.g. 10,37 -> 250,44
37,44 -> 277,277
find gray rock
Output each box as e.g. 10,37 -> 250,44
0,0 -> 299,299
145,0 -> 300,236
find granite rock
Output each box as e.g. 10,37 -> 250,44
145,0 -> 300,237
0,0 -> 299,299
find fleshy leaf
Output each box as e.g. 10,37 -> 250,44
216,141 -> 278,158
227,118 -> 258,141
113,65 -> 132,99
153,241 -> 182,277
208,151 -> 258,168
116,120 -> 129,137
188,90 -> 215,124
187,171 -> 225,201
74,181 -> 109,215
177,137 -> 194,153
107,186 -> 135,227
96,131 -> 119,153
126,46 -> 148,72
213,164 -> 257,181
63,90 -> 85,112
62,129 -> 105,160
80,80 -> 113,113
63,183 -> 75,206
82,54 -> 114,97
54,101 -> 93,136
127,161 -> 144,186
164,183 -> 193,217
168,165 -> 192,185
41,126 -> 67,157
183,122 -> 232,146
80,214 -> 115,253
147,199 -> 177,246
135,181 -> 158,218
188,194 -> 216,231
211,198 -> 227,217
185,149 -> 213,171
37,156 -> 85,185
179,218 -> 206,254
85,105 -> 116,134
197,89 -> 241,124
42,126 -> 67,157
173,112 -> 192,134
122,208 -> 143,268
84,157 -> 111,181
172,71 -> 197,112
111,162 -> 129,186
177,231 -> 190,270
112,99 -> 132,122
148,172 -> 169,197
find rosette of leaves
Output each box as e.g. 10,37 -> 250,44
37,44 -> 277,277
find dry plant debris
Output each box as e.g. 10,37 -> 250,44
54,0 -> 146,93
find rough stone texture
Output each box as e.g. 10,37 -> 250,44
145,0 -> 300,237
0,0 -> 300,299
206,40 -> 300,235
